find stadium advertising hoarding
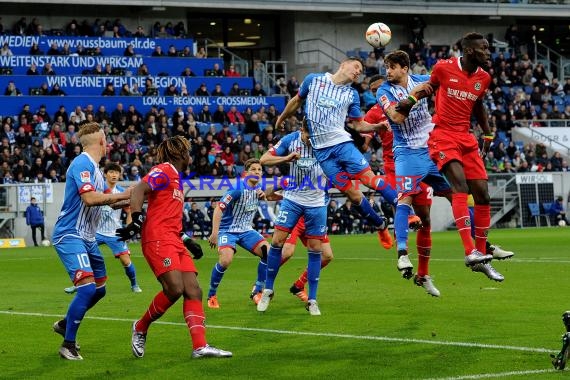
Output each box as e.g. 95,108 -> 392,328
1,95 -> 286,116
0,56 -> 223,76
1,75 -> 253,96
0,35 -> 194,56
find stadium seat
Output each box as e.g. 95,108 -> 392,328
524,86 -> 533,95
528,202 -> 550,227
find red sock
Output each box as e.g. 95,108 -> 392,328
474,204 -> 490,253
183,299 -> 207,350
136,291 -> 174,333
416,226 -> 432,277
451,193 -> 476,255
294,260 -> 330,289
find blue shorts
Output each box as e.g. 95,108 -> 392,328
314,141 -> 369,188
96,233 -> 130,257
218,230 -> 265,254
275,198 -> 327,239
394,147 -> 451,197
54,235 -> 107,284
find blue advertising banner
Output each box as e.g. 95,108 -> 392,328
0,35 -> 194,56
2,75 -> 254,96
0,96 -> 286,117
0,56 -> 223,76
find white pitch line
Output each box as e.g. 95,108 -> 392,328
423,368 -> 558,380
0,310 -> 555,354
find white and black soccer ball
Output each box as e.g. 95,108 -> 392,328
365,22 -> 392,48
41,239 -> 51,247
559,220 -> 567,227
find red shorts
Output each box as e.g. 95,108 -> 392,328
387,167 -> 432,206
142,240 -> 197,278
285,217 -> 330,246
428,128 -> 487,180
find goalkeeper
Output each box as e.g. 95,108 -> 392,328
116,136 -> 232,359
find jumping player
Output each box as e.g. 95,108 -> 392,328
117,136 -> 231,359
206,158 -> 270,309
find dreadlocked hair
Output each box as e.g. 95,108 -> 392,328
156,136 -> 191,164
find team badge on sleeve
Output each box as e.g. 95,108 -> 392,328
80,171 -> 91,183
380,95 -> 390,108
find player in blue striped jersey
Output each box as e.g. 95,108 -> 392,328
51,122 -> 132,360
274,57 -> 397,250
206,158 -> 270,309
64,163 -> 141,294
256,121 -> 329,315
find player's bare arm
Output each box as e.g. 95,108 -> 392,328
81,186 -> 131,207
259,150 -> 300,166
350,119 -> 390,133
392,82 -> 435,120
275,94 -> 302,129
208,205 -> 223,249
473,98 -> 493,157
264,185 -> 284,201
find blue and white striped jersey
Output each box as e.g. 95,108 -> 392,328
97,184 -> 126,237
53,152 -> 105,242
299,72 -> 363,149
218,183 -> 260,233
270,131 -> 327,207
377,74 -> 434,152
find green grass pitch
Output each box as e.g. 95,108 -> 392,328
0,228 -> 568,379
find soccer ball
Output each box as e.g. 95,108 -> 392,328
559,220 -> 567,227
41,239 -> 51,247
365,22 -> 392,48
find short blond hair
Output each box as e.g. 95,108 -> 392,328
77,122 -> 102,147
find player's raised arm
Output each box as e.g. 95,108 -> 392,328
350,118 -> 391,133
81,185 -> 131,207
274,94 -> 303,130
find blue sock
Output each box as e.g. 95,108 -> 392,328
307,250 -> 322,301
208,263 -> 226,298
124,263 -> 137,287
373,177 -> 398,208
265,245 -> 282,291
64,282 -> 96,342
353,197 -> 385,228
254,259 -> 267,292
86,284 -> 106,310
468,206 -> 475,239
395,203 -> 413,251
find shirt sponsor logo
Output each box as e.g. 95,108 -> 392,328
80,171 -> 91,183
446,87 -> 478,101
296,157 -> 316,168
317,96 -> 340,108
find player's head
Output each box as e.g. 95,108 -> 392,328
300,117 -> 310,146
461,32 -> 490,67
384,50 -> 410,84
244,158 -> 262,184
338,56 -> 364,83
104,163 -> 123,184
77,122 -> 105,156
369,74 -> 385,94
157,136 -> 191,170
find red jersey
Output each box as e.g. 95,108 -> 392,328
141,162 -> 184,243
363,104 -> 394,170
430,57 -> 491,133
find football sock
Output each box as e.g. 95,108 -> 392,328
86,283 -> 106,310
64,282 -> 96,342
474,204 -> 491,253
307,250 -> 322,301
451,193 -> 476,255
395,203 -> 413,251
183,299 -> 207,350
354,197 -> 385,228
294,259 -> 330,289
208,263 -> 226,298
416,226 -> 432,277
265,244 -> 282,291
254,259 -> 267,293
136,291 -> 174,333
280,255 -> 291,266
468,206 -> 476,239
373,176 -> 398,208
124,262 -> 138,287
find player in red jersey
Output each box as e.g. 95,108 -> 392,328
398,32 -> 498,275
364,75 -> 438,296
116,136 -> 232,359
